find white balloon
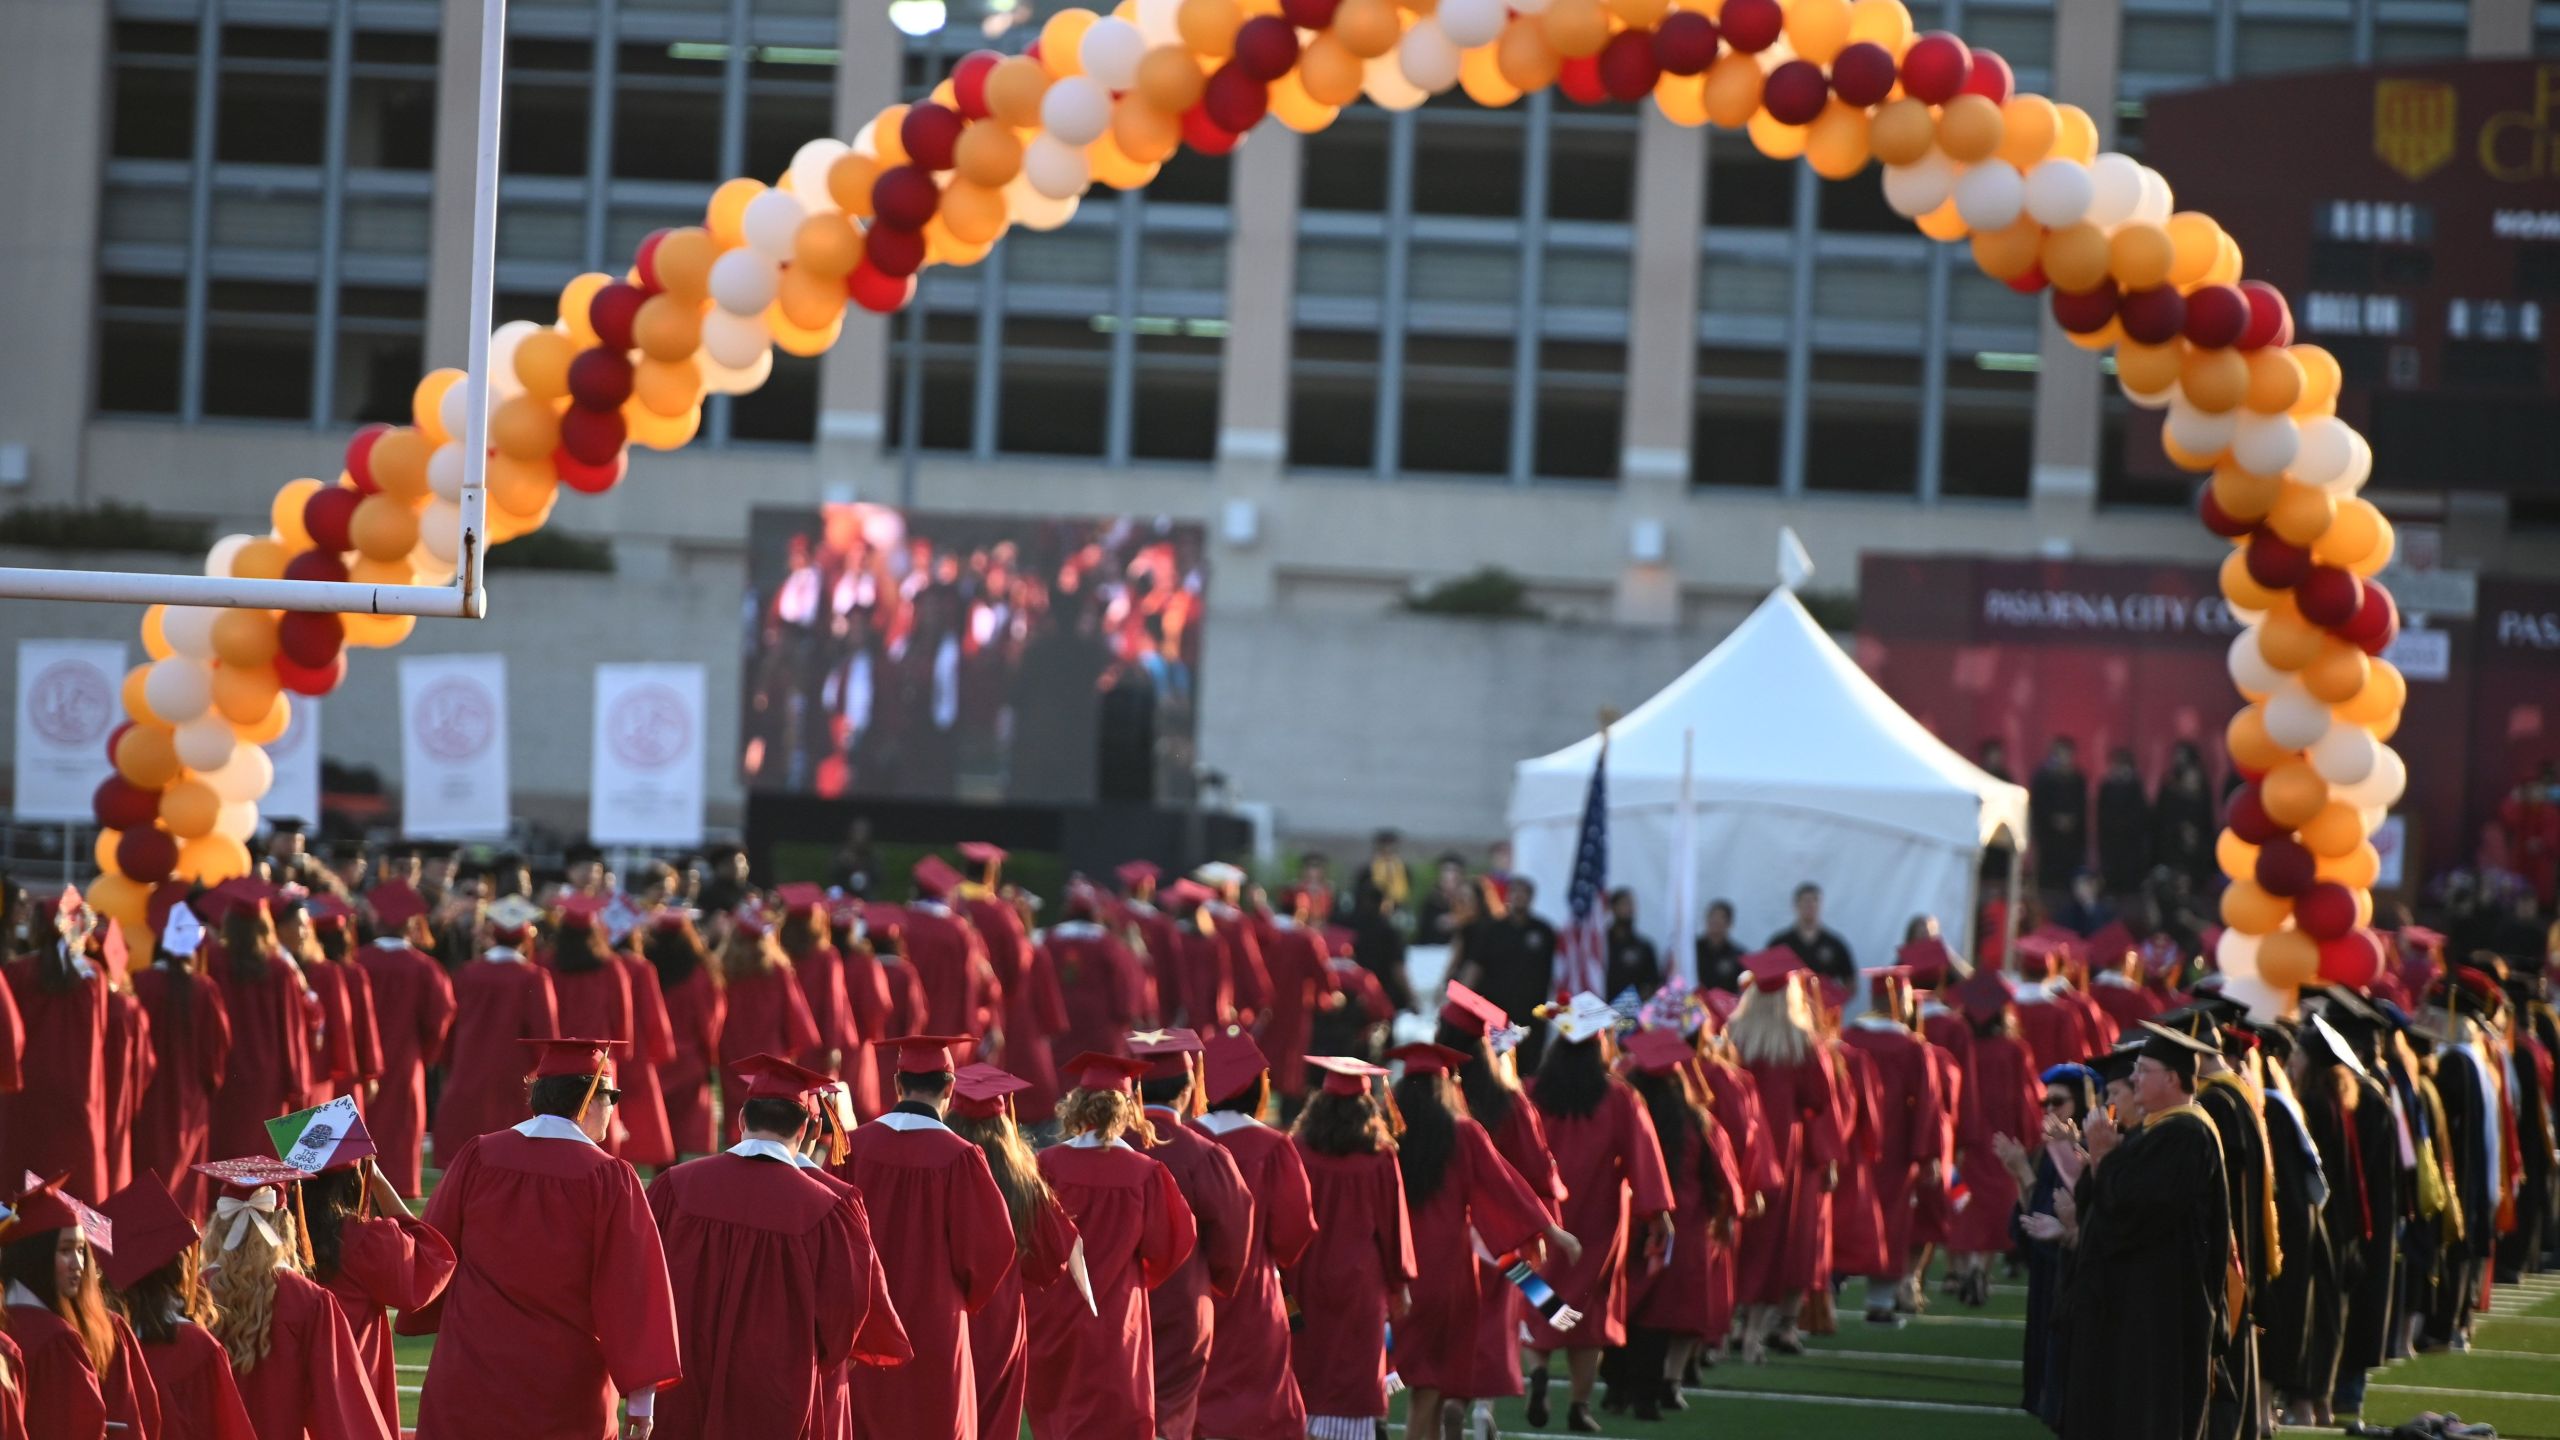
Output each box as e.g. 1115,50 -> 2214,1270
420,499 -> 463,563
2230,413 -> 2300,477
2132,166 -> 2173,226
206,743 -> 272,804
1079,17 -> 1146,91
1135,0 -> 1184,45
700,347 -> 775,397
145,656 -> 213,723
162,606 -> 219,660
851,119 -> 878,159
2121,380 -> 2176,411
790,139 -> 851,213
1881,153 -> 1956,218
2228,627 -> 2284,698
2264,684 -> 2334,751
215,800 -> 261,841
409,546 -> 457,585
2310,724 -> 2379,787
486,320 -> 541,399
1438,0 -> 1506,46
439,372 -> 473,446
2022,159 -> 2093,228
2217,972 -> 2290,1019
205,534 -> 253,579
2216,928 -> 2263,981
709,249 -> 781,317
2165,399 -> 2237,456
1040,76 -> 1113,146
703,308 -> 771,370
1005,172 -> 1081,230
2293,416 -> 2355,491
1024,134 -> 1093,199
1951,161 -> 2024,232
427,442 -> 467,503
2358,803 -> 2389,835
2084,153 -> 2143,229
1364,48 -> 1429,110
2230,604 -> 2267,626
175,715 -> 239,773
741,188 -> 808,264
1398,18 -> 1462,93
2336,430 -> 2373,495
2341,745 -> 2407,808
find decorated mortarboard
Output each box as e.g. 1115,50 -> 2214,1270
2136,1019 -> 2220,1077
214,876 -> 276,913
730,904 -> 773,939
2302,1014 -> 2370,1081
193,1157 -> 315,1262
1192,861 -> 1245,893
951,1063 -> 1031,1119
599,892 -> 643,945
1739,947 -> 1807,993
1638,977 -> 1707,1037
160,902 -> 205,959
1547,991 -> 1621,1045
731,1052 -> 834,1106
268,1094 -> 376,1174
883,1033 -> 971,1075
1063,1051 -> 1154,1094
957,842 -> 1009,866
1624,1026 -> 1697,1077
911,855 -> 965,899
365,881 -> 428,928
1163,879 -> 1217,908
1954,968 -> 2016,1021
1127,1027 -> 1203,1081
1306,1054 -> 1390,1097
555,894 -> 607,929
52,885 -> 86,925
193,1156 -> 313,1192
1202,1032 -> 1272,1105
98,1170 -> 199,1293
773,882 -> 828,913
6,1172 -> 112,1254
487,894 -> 542,933
1114,860 -> 1161,889
1384,1041 -> 1470,1076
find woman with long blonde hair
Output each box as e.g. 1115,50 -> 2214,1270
101,1168 -> 256,1438
948,1064 -> 1079,1440
1728,952 -> 1843,1363
193,1159 -> 394,1440
713,908 -> 820,1146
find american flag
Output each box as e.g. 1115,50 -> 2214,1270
1558,744 -> 1609,999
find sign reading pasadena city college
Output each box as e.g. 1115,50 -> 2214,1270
590,663 -> 706,846
263,699 -> 322,826
398,654 -> 509,839
14,640 -> 127,822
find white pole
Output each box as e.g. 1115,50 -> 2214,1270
1667,726 -> 1697,985
454,0 -> 504,622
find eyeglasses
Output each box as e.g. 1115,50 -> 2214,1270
593,1088 -> 624,1107
2041,1097 -> 2073,1111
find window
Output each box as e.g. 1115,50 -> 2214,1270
881,312 -> 978,455
1707,131 -> 1793,230
1692,346 -> 1785,489
1805,351 -> 1922,495
1940,359 -> 2035,500
110,22 -> 196,162
1290,330 -> 1381,471
202,281 -> 317,420
614,42 -> 726,182
96,276 -> 186,416
997,317 -> 1112,458
502,39 -> 594,178
1400,333 -> 1514,477
216,26 -> 328,167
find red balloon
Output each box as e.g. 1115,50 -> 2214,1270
1898,32 -> 1970,104
1181,104 -> 1244,155
848,262 -> 916,315
2199,488 -> 2252,539
951,51 -> 1003,120
344,423 -> 391,494
1762,59 -> 1830,125
1958,47 -> 2013,104
1828,41 -> 1898,106
1234,16 -> 1302,80
2117,285 -> 2187,346
870,166 -> 941,231
2050,279 -> 2119,334
2238,280 -> 2292,350
118,827 -> 179,886
94,777 -> 161,832
284,549 -> 349,586
304,487 -> 361,553
901,103 -> 966,172
2227,785 -> 2282,845
2005,261 -> 2047,295
559,406 -> 628,467
277,610 -> 345,669
2343,582 -> 2399,656
2182,284 -> 2249,349
1279,0 -> 1337,27
274,651 -> 346,698
1202,63 -> 1269,135
555,447 -> 627,495
1719,0 -> 1784,52
1557,55 -> 1608,105
2316,928 -> 2384,989
589,282 -> 647,352
634,229 -> 671,292
864,224 -> 927,279
2245,530 -> 2312,590
2296,565 -> 2364,629
1654,12 -> 1719,75
2255,835 -> 2318,897
1598,29 -> 1662,101
568,349 -> 635,411
2295,882 -> 2360,942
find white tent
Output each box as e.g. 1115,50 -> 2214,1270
1507,587 -> 2030,972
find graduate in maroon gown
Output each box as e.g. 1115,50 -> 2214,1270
1433,981 -> 1566,1431
1728,951 -> 1842,1364
646,1053 -> 903,1440
430,897 -> 560,1163
1026,1053 -> 1197,1440
773,886 -> 861,1089
946,1064 -> 1078,1440
607,919 -> 680,1171
787,1076 -> 911,1440
1130,1029 -> 1252,1440
1161,882 -> 1233,1031
852,906 -> 932,1116
192,1156 -> 393,1440
1903,939 -> 1971,1299
1251,889 -> 1338,1107
541,898 -> 637,1076
836,1035 -> 1019,1440
1691,996 -> 1776,1351
1043,882 -> 1152,1065
352,883 -> 454,1198
301,1155 -> 456,1420
1814,976 -> 1886,1325
902,858 -> 1003,1038
1194,866 -> 1272,1027
822,901 -> 895,1118
101,1168 -> 257,1440
296,897 -> 383,1109
1388,1042 -> 1578,1440
959,845 -> 1070,1118
1617,1027 -> 1745,1421
2087,938 -> 2168,1032
1192,1034 -> 1317,1440
1,890 -> 116,1200
2009,935 -> 2106,1073
1520,995 -> 1674,1430
399,1039 -> 683,1440
712,908 -> 821,1147
642,912 -> 724,1158
3,1174 -> 158,1440
1111,862 -> 1176,1024
1947,970 -> 2045,1308
132,901 -> 232,1216
101,929 -> 155,1198
1281,1055 -> 1415,1440
1836,966 -> 1949,1326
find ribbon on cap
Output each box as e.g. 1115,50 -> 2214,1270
213,1191 -> 283,1253
1486,1022 -> 1528,1057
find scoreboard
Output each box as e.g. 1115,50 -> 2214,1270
2137,60 -> 2560,492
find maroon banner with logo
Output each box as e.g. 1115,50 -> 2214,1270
2468,579 -> 2560,868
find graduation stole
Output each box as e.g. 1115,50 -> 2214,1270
1368,858 -> 1408,912
2142,1104 -> 2247,1338
2199,1070 -> 2283,1283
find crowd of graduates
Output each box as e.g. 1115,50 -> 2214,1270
0,832 -> 2552,1440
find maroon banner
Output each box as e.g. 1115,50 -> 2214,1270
2467,579 -> 2560,873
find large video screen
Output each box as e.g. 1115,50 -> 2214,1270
741,505 -> 1206,805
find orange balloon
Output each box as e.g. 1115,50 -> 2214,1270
2220,548 -> 2277,612
1268,70 -> 1339,132
411,370 -> 463,446
271,481 -> 322,550
349,494 -> 420,562
1971,216 -> 2044,283
2220,879 -> 2290,936
2244,348 -> 2304,414
211,663 -> 281,727
160,778 -> 221,840
634,357 -> 704,418
633,293 -> 702,363
2265,482 -> 2334,547
954,122 -> 1024,189
941,181 -> 1010,245
558,272 -> 611,346
116,724 -> 181,789
2042,224 -> 2112,293
1994,95 -> 2057,169
176,833 -> 253,886
765,301 -> 843,359
652,228 -> 717,301
986,56 -> 1051,128
1542,0 -> 1611,58
1804,102 -> 1871,180
212,608 -> 278,669
2313,498 -> 2383,570
1748,111 -> 1808,161
1869,98 -> 1935,165
1178,0 -> 1244,54
1113,96 -> 1183,165
2158,429 -> 2223,472
868,105 -> 911,168
1465,40 -> 1528,108
2290,344 -> 2342,415
2258,611 -> 2324,671
349,555 -> 414,587
2261,760 -> 2330,829
1301,33 -> 1365,105
2316,843 -> 2381,890
2165,212 -> 2221,288
1653,70 -> 1709,125
2180,346 -> 2250,412
827,153 -> 881,220
121,664 -> 156,724
2065,319 -> 2123,353
777,265 -> 847,332
2211,466 -> 2282,523
707,178 -> 767,248
1784,0 -> 1853,63
626,402 -> 702,453
2052,103 -> 2098,163
2300,801 -> 2367,859
1087,129 -> 1159,190
2258,929 -> 2320,989
488,452 -> 558,517
2226,705 -> 2288,774
1914,197 -> 1971,242
1846,0 -> 1915,52
2339,659 -> 2404,727
1137,46 -> 1207,112
1040,10 -> 1095,76
231,539 -> 290,582
1700,50 -> 1762,128
1935,95 -> 2004,164
2303,640 -> 2371,705
515,329 -> 576,401
2116,340 -> 2182,396
368,427 -> 432,501
2108,223 -> 2173,290
490,394 -> 561,462
2216,829 -> 2260,884
1334,0 -> 1403,54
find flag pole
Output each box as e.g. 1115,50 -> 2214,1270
1670,726 -> 1696,985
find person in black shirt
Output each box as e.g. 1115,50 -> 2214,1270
2151,744 -> 2219,892
1695,899 -> 1745,993
1602,888 -> 1662,1003
1454,876 -> 1558,1075
2029,738 -> 2090,899
1768,882 -> 1856,989
2095,747 -> 2151,899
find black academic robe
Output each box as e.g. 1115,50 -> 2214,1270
2257,1090 -> 2335,1400
2059,1106 -> 2231,1440
2151,782 -> 2220,890
2424,1047 -> 2497,1345
2306,1071 -> 2402,1381
2029,766 -> 2090,890
2195,1076 -> 2270,1440
2096,774 -> 2152,895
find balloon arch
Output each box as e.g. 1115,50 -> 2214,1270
84,0 -> 2407,1011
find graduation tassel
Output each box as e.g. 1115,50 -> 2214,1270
578,1060 -> 608,1123
825,1108 -> 849,1167
291,1182 -> 316,1271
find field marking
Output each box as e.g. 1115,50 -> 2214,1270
2370,1383 -> 2560,1404
1798,1348 -> 2019,1370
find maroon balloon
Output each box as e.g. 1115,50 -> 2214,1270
950,51 -> 1002,120
1557,55 -> 1608,106
2198,489 -> 2252,539
1898,32 -> 1971,104
1234,17 -> 1302,81
2182,284 -> 2249,349
2238,280 -> 2293,350
848,261 -> 916,315
343,423 -> 391,495
559,406 -> 628,467
2317,929 -> 2384,989
118,828 -> 179,886
2050,279 -> 2119,334
555,447 -> 628,495
2295,565 -> 2364,629
1719,0 -> 1784,52
2117,285 -> 2188,346
2227,785 -> 2282,845
304,487 -> 361,553
1762,59 -> 1830,125
94,777 -> 161,833
901,103 -> 966,172
865,224 -> 928,279
1958,47 -> 2013,104
1278,0 -> 1337,27
568,349 -> 635,412
2245,531 -> 2312,590
2343,582 -> 2400,656
1202,62 -> 1269,134
632,229 -> 671,294
2294,882 -> 2359,942
1828,41 -> 1898,106
2254,836 -> 2318,898
1598,29 -> 1662,102
1182,102 -> 1245,155
283,549 -> 349,586
274,652 -> 346,699
588,282 -> 648,352
870,166 -> 941,232
277,610 -> 345,669
1654,12 -> 1719,76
